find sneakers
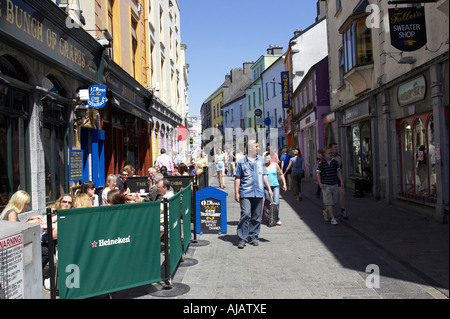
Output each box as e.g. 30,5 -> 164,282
341,209 -> 348,219
238,241 -> 246,249
276,220 -> 282,226
322,210 -> 331,221
323,209 -> 339,225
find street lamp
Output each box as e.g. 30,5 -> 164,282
85,28 -> 113,42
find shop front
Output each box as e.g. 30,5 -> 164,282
393,71 -> 448,209
341,101 -> 372,179
298,105 -> 330,177
0,0 -> 105,213
103,61 -> 153,177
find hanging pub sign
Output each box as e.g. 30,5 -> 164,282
388,7 -> 427,52
87,85 -> 107,108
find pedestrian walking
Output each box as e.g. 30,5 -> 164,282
329,143 -> 347,219
280,148 -> 292,191
316,146 -> 344,225
215,149 -> 226,189
155,148 -> 174,175
315,149 -> 324,198
172,151 -> 183,169
283,148 -> 306,201
264,153 -> 287,225
234,140 -> 273,249
227,149 -> 236,177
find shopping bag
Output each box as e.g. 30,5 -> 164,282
262,198 -> 277,227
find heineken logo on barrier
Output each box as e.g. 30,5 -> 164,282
91,236 -> 131,248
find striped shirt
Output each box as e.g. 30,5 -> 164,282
317,157 -> 340,185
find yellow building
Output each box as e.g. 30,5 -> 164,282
211,88 -> 223,130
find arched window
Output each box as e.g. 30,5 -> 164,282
41,75 -> 69,204
0,55 -> 30,210
398,111 -> 435,202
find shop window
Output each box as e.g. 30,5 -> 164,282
398,113 -> 436,201
347,121 -> 371,176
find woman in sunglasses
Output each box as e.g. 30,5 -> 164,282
49,194 -> 73,210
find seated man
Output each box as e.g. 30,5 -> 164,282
354,167 -> 373,198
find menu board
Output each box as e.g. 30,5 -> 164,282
199,198 -> 222,234
0,233 -> 25,299
69,150 -> 84,181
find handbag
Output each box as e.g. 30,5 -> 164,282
262,198 -> 278,227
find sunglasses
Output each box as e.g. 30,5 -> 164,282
62,200 -> 72,204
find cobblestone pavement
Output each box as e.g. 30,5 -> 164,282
107,174 -> 448,300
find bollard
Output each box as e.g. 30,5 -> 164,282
148,197 -> 190,297
189,175 -> 210,247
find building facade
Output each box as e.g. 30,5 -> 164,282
293,57 -> 330,177
322,0 -> 449,220
0,0 -> 106,215
261,56 -> 286,151
245,45 -> 283,147
222,62 -> 253,153
0,0 -> 188,217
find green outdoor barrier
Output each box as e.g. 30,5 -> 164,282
168,192 -> 183,275
181,186 -> 192,253
57,201 -> 162,299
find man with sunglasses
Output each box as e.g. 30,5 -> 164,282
116,169 -> 131,197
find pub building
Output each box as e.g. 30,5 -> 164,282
0,0 -> 183,217
0,0 -> 107,216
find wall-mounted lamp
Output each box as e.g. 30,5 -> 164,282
41,94 -> 57,109
398,56 -> 416,64
0,76 -> 10,97
74,104 -> 89,125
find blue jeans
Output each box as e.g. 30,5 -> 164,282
264,185 -> 280,221
237,197 -> 264,244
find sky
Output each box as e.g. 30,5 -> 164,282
178,0 -> 320,116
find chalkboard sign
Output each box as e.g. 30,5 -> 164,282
199,198 -> 222,234
69,150 -> 84,181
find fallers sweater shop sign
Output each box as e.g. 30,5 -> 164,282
389,6 -> 427,52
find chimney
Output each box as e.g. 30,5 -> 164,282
267,45 -> 274,55
294,29 -> 303,37
243,61 -> 253,74
272,45 -> 283,56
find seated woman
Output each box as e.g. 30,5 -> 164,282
177,163 -> 190,176
107,189 -> 128,205
1,190 -> 35,222
73,193 -> 93,208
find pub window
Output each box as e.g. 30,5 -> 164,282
42,76 -> 69,204
0,92 -> 31,210
0,55 -> 30,210
399,113 -> 436,201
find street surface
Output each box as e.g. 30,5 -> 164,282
110,174 -> 449,300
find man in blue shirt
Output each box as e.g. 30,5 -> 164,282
234,140 -> 273,249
